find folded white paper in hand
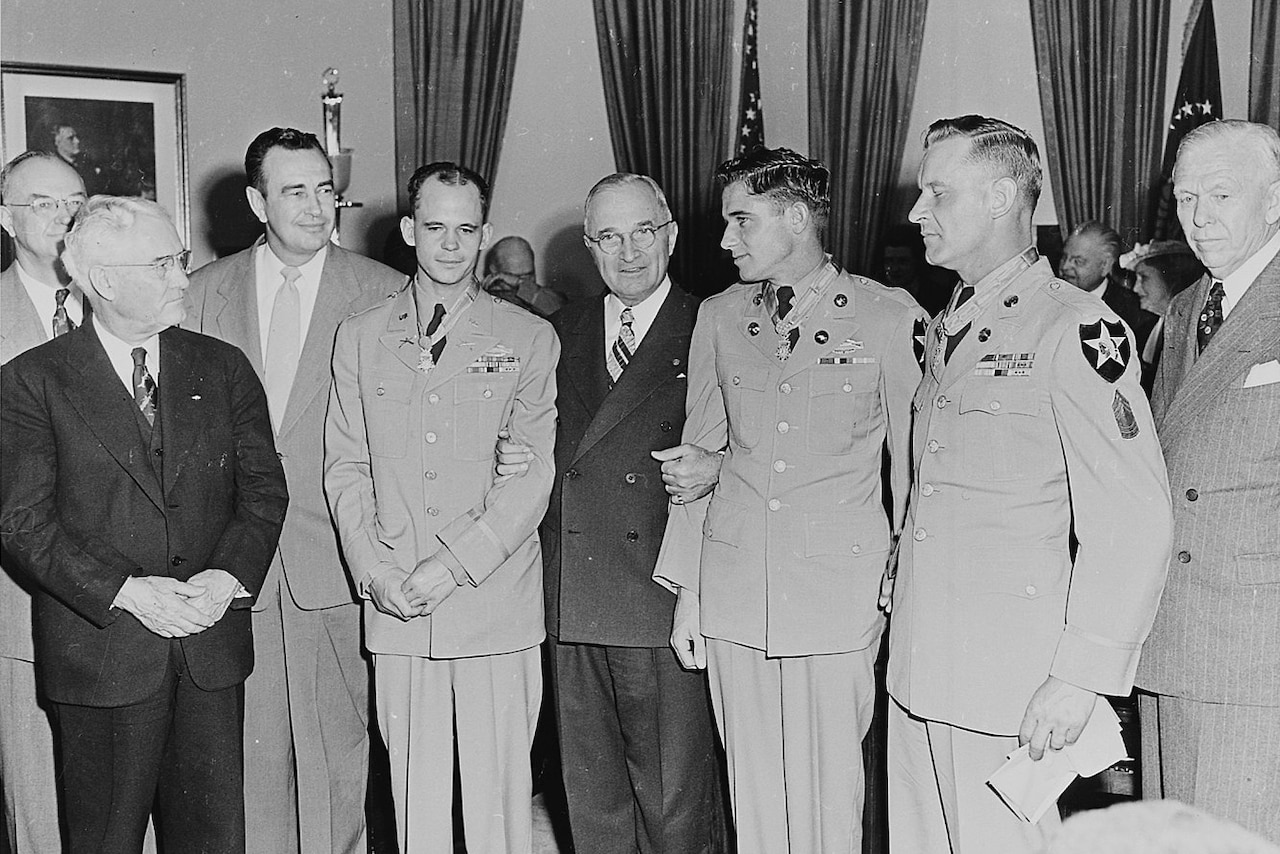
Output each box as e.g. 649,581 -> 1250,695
986,695 -> 1127,823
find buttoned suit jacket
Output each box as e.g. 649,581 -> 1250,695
184,240 -> 406,610
1136,254 -> 1280,706
654,266 -> 925,657
543,285 -> 696,647
887,258 -> 1173,735
0,324 -> 287,707
325,288 -> 559,658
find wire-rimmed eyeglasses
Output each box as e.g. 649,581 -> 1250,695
4,196 -> 87,219
584,220 -> 673,255
98,250 -> 193,278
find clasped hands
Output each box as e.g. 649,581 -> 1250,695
114,569 -> 243,638
367,557 -> 458,621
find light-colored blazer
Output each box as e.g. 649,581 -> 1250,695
887,258 -> 1173,736
654,265 -> 925,656
1137,253 -> 1280,706
1,265 -> 54,662
184,240 -> 406,610
325,287 -> 558,658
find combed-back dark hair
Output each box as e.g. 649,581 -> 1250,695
244,128 -> 328,193
923,115 -> 1042,211
714,147 -> 830,234
407,162 -> 491,220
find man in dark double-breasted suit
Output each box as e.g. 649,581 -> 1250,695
0,196 -> 287,854
542,173 -> 725,854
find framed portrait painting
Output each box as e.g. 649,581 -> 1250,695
1,63 -> 189,242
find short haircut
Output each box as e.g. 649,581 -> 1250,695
583,172 -> 673,230
1178,119 -> 1280,183
244,127 -> 328,193
407,162 -> 491,220
485,235 -> 535,276
1068,220 -> 1123,262
715,147 -> 830,234
1139,253 -> 1205,298
923,115 -> 1043,211
0,150 -> 67,201
62,196 -> 171,284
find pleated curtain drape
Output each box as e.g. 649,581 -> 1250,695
392,0 -> 523,211
1251,0 -> 1279,128
592,0 -> 736,296
1029,0 -> 1171,242
807,0 -> 929,280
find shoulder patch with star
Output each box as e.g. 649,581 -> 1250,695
1079,319 -> 1130,382
912,316 -> 928,370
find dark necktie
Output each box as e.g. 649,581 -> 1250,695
944,285 -> 975,362
1197,279 -> 1225,354
132,347 -> 157,426
425,303 -> 447,363
52,288 -> 75,337
775,285 -> 800,356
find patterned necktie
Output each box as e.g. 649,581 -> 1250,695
774,285 -> 800,359
607,306 -> 636,384
944,285 -> 975,362
131,346 -> 157,426
264,266 -> 302,430
1197,279 -> 1225,354
52,288 -> 76,337
425,303 -> 447,363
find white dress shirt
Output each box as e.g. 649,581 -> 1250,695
16,261 -> 84,337
1220,229 -> 1280,319
603,277 -> 671,363
94,316 -> 160,396
255,242 -> 326,358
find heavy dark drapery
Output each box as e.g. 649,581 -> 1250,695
592,0 -> 736,295
1252,0 -> 1279,128
808,0 -> 929,279
392,0 -> 523,211
1030,0 -> 1171,242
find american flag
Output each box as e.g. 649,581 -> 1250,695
736,0 -> 764,156
1150,0 -> 1222,240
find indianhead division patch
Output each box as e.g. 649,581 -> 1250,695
1112,390 -> 1139,439
912,317 -> 928,371
1080,319 -> 1130,383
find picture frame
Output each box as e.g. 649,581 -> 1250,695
1,63 -> 189,244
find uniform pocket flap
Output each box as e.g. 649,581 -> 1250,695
363,372 -> 413,403
804,510 -> 889,558
704,495 -> 746,547
959,385 -> 1040,416
967,546 -> 1067,598
1236,553 -> 1280,585
721,364 -> 770,392
811,366 -> 877,396
454,377 -> 514,402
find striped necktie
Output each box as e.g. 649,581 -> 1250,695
607,306 -> 635,385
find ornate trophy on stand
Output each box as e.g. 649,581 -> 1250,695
321,67 -> 361,245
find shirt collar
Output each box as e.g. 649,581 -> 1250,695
259,240 -> 328,283
14,260 -> 84,327
1220,229 -> 1280,314
93,315 -> 161,386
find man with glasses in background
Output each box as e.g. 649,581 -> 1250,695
0,196 -> 287,854
0,150 -> 88,854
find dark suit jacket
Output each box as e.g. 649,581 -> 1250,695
184,240 -> 405,610
1102,277 -> 1158,355
542,285 -> 697,647
0,324 -> 288,707
1137,253 -> 1280,705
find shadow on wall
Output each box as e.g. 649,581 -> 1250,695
202,167 -> 261,259
543,222 -> 603,303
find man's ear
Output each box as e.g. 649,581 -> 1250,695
0,206 -> 14,239
989,176 -> 1019,220
1264,177 -> 1280,226
399,215 -> 416,247
86,265 -> 114,301
788,201 -> 811,235
665,220 -> 679,257
479,222 -> 493,252
245,186 -> 268,225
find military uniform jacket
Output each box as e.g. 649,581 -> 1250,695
887,257 -> 1173,735
325,287 -> 559,659
543,284 -> 696,647
654,264 -> 925,657
1137,252 -> 1280,706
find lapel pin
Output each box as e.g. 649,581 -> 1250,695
400,337 -> 415,347
978,328 -> 991,342
672,358 -> 682,366
834,293 -> 848,307
753,293 -> 763,305
1004,295 -> 1018,307
191,394 -> 202,400
398,312 -> 408,320
748,322 -> 760,336
815,330 -> 829,345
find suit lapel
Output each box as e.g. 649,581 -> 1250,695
377,287 -> 423,374
423,291 -> 498,392
562,298 -> 610,423
62,325 -> 164,511
738,286 -> 779,363
780,277 -> 860,382
1152,275 -> 1206,426
935,264 -> 1043,394
0,267 -> 47,363
208,241 -> 265,375
574,288 -> 692,462
1160,259 -> 1280,445
158,330 -> 203,496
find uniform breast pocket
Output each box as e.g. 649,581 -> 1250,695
453,377 -> 516,460
958,384 -> 1043,480
719,364 -> 770,449
362,373 -> 413,459
807,367 -> 878,455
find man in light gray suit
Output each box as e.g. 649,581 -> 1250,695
184,127 -> 405,854
1137,119 -> 1280,842
0,150 -> 87,854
